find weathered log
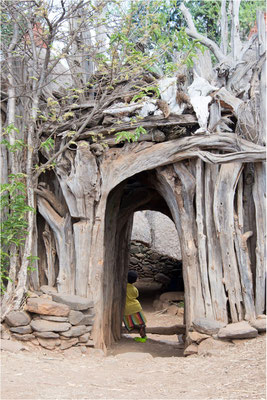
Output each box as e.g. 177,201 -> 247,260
37,197 -> 75,294
195,158 -> 213,318
205,163 -> 228,323
42,222 -> 56,287
252,163 -> 266,315
79,114 -> 198,138
214,162 -> 244,322
146,325 -> 186,335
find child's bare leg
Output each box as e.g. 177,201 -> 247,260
139,324 -> 146,338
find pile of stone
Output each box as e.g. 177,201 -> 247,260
2,286 -> 95,351
130,240 -> 183,290
184,316 -> 266,356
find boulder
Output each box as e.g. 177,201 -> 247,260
188,331 -> 210,344
40,316 -> 69,322
25,298 -> 70,316
69,310 -> 84,325
159,291 -> 184,302
37,338 -> 60,350
34,331 -> 60,339
5,311 -> 31,327
60,325 -> 87,338
11,333 -> 35,341
51,294 -> 93,311
60,338 -> 79,350
198,338 -> 232,356
31,319 -> 71,332
249,318 -> 266,333
218,321 -> 258,340
10,325 -> 32,334
184,344 -> 198,356
193,318 -> 226,335
0,339 -> 25,353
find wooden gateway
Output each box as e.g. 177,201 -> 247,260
1,4 -> 266,351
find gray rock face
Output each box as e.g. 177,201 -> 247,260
5,311 -> 31,327
218,321 -> 258,339
60,325 -> 87,337
34,331 -> 60,339
31,319 -> 71,332
131,211 -> 181,259
10,325 -> 32,334
40,315 -> 69,322
193,318 -> 226,335
51,294 -> 93,311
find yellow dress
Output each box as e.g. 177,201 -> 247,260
124,283 -> 142,315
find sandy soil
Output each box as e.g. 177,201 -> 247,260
1,300 -> 266,400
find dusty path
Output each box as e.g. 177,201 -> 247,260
1,303 -> 266,399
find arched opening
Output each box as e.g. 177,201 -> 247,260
103,169 -> 185,349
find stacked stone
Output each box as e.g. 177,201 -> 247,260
130,240 -> 183,288
4,288 -> 95,351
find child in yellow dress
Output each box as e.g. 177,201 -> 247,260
123,270 -> 147,343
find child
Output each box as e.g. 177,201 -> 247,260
123,270 -> 147,343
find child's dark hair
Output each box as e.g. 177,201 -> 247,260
128,270 -> 138,284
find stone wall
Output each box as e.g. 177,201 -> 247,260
1,286 -> 94,352
129,240 -> 184,291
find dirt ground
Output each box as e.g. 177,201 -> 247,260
1,298 -> 266,400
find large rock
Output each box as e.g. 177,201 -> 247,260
31,319 -> 71,332
25,298 -> 70,316
135,279 -> 163,291
60,325 -> 88,338
5,311 -> 31,327
77,314 -> 94,326
34,331 -> 60,339
193,318 -> 226,335
218,321 -> 258,339
37,338 -> 60,350
10,325 -> 32,334
0,339 -> 25,353
131,212 -> 152,245
51,294 -> 93,311
250,318 -> 266,333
